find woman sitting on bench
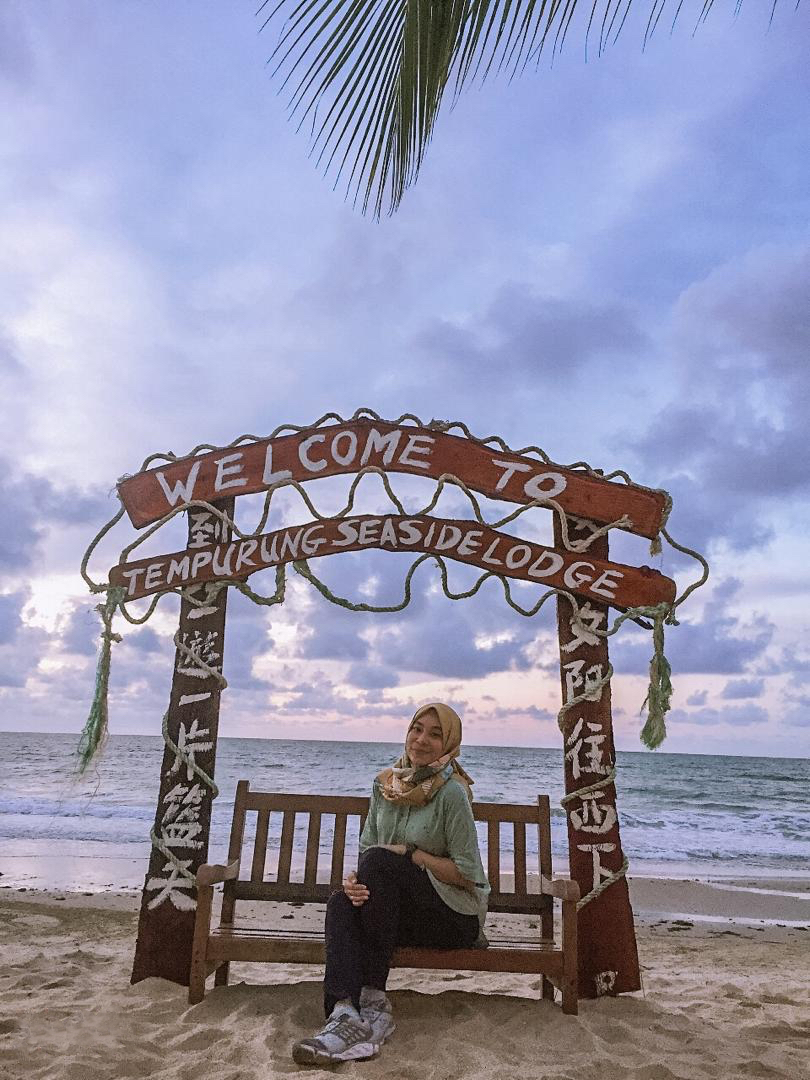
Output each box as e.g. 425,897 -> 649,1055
292,702 -> 490,1065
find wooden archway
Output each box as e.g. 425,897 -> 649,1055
109,416 -> 677,998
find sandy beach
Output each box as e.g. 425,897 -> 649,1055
1,878 -> 808,1080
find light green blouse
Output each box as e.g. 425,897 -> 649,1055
359,777 -> 490,924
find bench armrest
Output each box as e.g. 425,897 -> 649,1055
197,859 -> 240,887
540,875 -> 581,903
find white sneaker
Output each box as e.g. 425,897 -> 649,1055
292,1001 -> 377,1065
359,986 -> 396,1047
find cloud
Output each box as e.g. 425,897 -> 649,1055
0,457 -> 111,574
611,577 -> 774,677
0,590 -> 25,644
721,677 -> 764,700
345,662 -> 399,690
686,689 -> 707,707
669,703 -> 769,727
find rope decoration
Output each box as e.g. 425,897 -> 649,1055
78,410 -> 708,910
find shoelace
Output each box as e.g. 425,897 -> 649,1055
320,1015 -> 368,1043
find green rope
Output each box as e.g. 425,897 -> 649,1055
76,586 -> 125,773
640,607 -> 673,750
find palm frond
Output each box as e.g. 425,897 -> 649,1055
258,1 -> 799,216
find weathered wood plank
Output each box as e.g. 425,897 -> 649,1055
487,820 -> 501,893
513,821 -> 527,895
304,813 -> 322,886
330,814 -> 348,888
277,811 -> 296,884
251,811 -> 270,883
555,517 -> 640,999
110,513 -> 675,610
118,421 -> 668,538
130,497 -> 234,988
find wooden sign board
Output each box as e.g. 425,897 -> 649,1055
117,422 -> 668,539
110,513 -> 675,610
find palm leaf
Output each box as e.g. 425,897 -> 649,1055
258,1 -> 798,216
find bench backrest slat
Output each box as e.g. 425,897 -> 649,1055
251,809 -> 270,882
513,821 -> 527,895
304,812 -> 322,887
277,810 -> 296,885
330,813 -> 348,888
487,820 -> 501,893
225,786 -> 554,917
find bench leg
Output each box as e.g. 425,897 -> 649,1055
560,898 -> 578,1015
541,976 -> 555,1003
214,962 -> 230,987
189,883 -> 214,1005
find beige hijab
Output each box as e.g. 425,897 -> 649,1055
377,702 -> 474,806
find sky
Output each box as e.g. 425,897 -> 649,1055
0,1 -> 808,758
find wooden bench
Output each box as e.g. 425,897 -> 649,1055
189,780 -> 580,1013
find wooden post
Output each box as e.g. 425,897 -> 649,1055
554,515 -> 641,998
131,498 -> 234,986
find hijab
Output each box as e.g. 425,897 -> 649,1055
376,702 -> 474,806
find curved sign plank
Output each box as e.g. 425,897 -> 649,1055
109,513 -> 675,609
117,422 -> 668,539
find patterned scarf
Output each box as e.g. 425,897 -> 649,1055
377,702 -> 474,806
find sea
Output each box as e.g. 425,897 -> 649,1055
0,732 -> 808,892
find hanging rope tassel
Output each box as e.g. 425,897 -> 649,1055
640,606 -> 673,750
76,586 -> 124,773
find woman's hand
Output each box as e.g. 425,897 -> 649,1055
343,871 -> 370,907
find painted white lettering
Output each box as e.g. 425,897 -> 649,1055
155,461 -> 201,507
360,428 -> 401,466
234,539 -> 258,573
527,550 -> 564,579
523,471 -> 567,502
563,602 -> 605,652
398,433 -> 434,469
590,568 -> 624,600
333,520 -> 359,547
576,842 -> 616,892
146,860 -> 196,911
213,452 -> 247,492
563,660 -> 604,704
397,519 -> 423,546
213,542 -> 235,576
331,430 -> 358,466
505,543 -> 531,570
279,528 -> 303,560
260,533 -> 280,563
379,518 -> 399,548
299,434 -> 327,472
166,556 -> 191,585
456,529 -> 482,557
121,567 -> 146,596
564,560 -> 596,591
490,458 -> 532,491
301,525 -> 327,555
190,550 -> 213,577
262,444 -> 293,487
570,795 -> 617,835
435,525 -> 462,551
178,692 -> 212,706
143,562 -> 165,592
358,518 -> 381,545
423,522 -> 437,547
482,538 -> 503,566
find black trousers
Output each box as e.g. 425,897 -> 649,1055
323,846 -> 480,1016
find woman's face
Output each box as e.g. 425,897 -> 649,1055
406,710 -> 445,767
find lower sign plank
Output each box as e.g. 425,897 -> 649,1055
110,514 -> 675,611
